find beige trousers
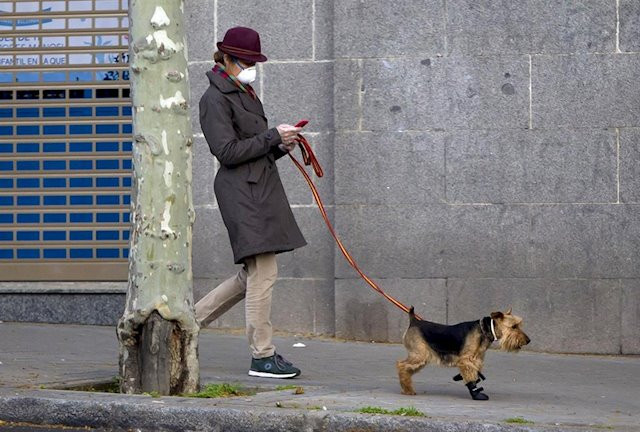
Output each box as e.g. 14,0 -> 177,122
195,252 -> 277,359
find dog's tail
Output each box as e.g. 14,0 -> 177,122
408,306 -> 421,325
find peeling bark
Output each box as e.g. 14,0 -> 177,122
117,0 -> 198,395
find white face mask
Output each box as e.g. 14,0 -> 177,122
237,66 -> 257,84
233,59 -> 257,84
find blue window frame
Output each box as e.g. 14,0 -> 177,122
17,213 -> 40,223
70,248 -> 93,258
44,249 -> 66,259
70,231 -> 92,241
43,231 -> 66,241
17,249 -> 40,259
70,124 -> 92,134
70,195 -> 93,205
44,213 -> 66,223
17,178 -> 40,188
17,196 -> 40,206
43,125 -> 65,135
96,177 -> 119,187
43,107 -> 65,117
43,178 -> 66,188
17,161 -> 39,170
96,107 -> 118,116
97,195 -> 119,205
0,196 -> 13,206
96,160 -> 119,170
97,248 -> 119,258
70,178 -> 92,188
43,142 -> 65,152
96,142 -> 119,152
0,4 -> 133,273
17,125 -> 39,135
98,213 -> 119,223
97,124 -> 119,134
70,213 -> 93,223
97,230 -> 119,240
43,160 -> 66,170
70,160 -> 92,170
70,142 -> 92,152
17,143 -> 39,153
44,195 -> 67,206
69,107 -> 92,117
17,108 -> 39,118
17,231 -> 40,241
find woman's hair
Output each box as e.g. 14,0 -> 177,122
213,50 -> 225,64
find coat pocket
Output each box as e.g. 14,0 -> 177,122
247,159 -> 266,184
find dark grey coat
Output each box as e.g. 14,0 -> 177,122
199,70 -> 306,264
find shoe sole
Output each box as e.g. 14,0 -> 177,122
248,370 -> 299,379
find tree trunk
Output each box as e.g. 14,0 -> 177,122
117,0 -> 198,395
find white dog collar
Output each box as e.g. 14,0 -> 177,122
490,319 -> 498,341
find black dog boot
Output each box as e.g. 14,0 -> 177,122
453,372 -> 486,382
466,381 -> 489,401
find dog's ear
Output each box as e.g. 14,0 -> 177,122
490,311 -> 504,320
505,306 -> 512,315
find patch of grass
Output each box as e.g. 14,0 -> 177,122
275,384 -> 305,394
275,384 -> 298,391
307,405 -> 324,411
185,383 -> 253,398
142,391 -> 161,398
503,417 -> 534,425
356,406 -> 426,417
358,406 -> 392,415
393,407 -> 426,417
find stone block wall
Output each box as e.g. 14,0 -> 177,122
186,0 -> 640,354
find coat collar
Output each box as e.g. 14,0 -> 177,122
206,69 -> 265,119
207,69 -> 239,94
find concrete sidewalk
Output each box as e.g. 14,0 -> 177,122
0,322 -> 638,431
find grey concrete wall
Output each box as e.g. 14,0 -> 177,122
0,283 -> 126,325
186,0 -> 640,354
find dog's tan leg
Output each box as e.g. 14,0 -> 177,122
397,327 -> 429,395
458,354 -> 484,382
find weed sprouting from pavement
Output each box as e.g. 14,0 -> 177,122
356,406 -> 426,417
185,383 -> 254,398
504,417 -> 534,424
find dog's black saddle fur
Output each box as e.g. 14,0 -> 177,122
414,319 -> 479,356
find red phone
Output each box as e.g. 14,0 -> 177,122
295,119 -> 309,128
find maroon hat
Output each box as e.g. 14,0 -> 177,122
217,27 -> 267,63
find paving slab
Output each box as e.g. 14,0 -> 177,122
0,322 -> 639,431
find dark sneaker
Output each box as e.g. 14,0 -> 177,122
248,353 -> 301,379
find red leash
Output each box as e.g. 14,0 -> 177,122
289,133 -> 421,320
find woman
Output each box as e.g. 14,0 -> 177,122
196,26 -> 306,379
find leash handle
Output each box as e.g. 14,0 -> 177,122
288,136 -> 421,320
294,134 -> 323,178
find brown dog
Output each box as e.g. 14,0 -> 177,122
397,307 -> 530,400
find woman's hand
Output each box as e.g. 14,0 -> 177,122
276,124 -> 302,146
278,141 -> 297,153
